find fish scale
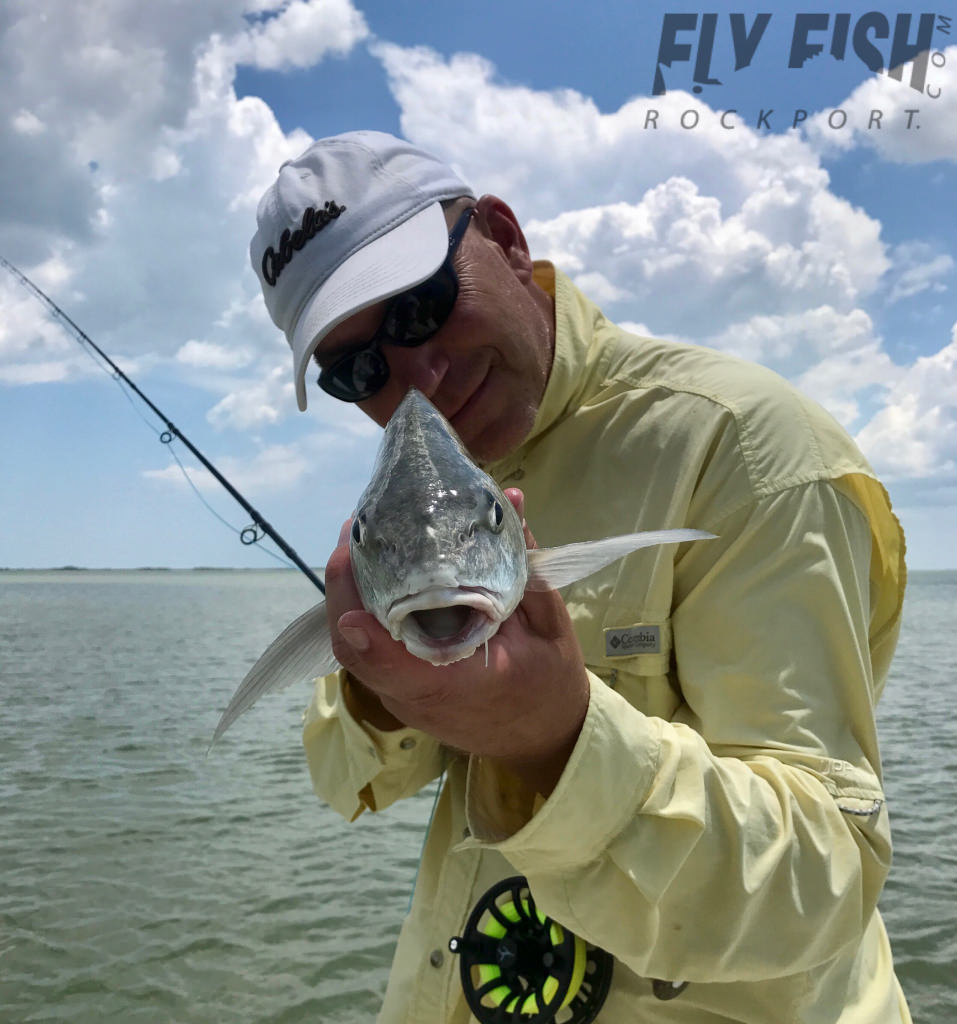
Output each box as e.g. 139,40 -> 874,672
351,389 -> 528,654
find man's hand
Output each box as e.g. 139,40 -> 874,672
325,489 -> 589,796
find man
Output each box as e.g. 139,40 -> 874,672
250,131 -> 912,1022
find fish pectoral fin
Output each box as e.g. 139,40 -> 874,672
209,600 -> 339,748
525,529 -> 716,592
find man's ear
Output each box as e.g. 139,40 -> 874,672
473,194 -> 535,282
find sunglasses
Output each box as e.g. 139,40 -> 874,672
316,206 -> 475,402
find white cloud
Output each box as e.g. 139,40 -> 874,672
12,109 -> 45,135
176,339 -> 254,369
856,324 -> 957,479
0,360 -> 72,385
150,145 -> 183,181
0,271 -> 75,360
886,242 -> 955,303
525,181 -> 887,340
795,347 -> 900,429
374,41 -> 844,221
572,271 -> 631,306
230,0 -> 369,70
0,0 -> 371,430
206,365 -> 291,430
143,440 -> 311,494
804,46 -> 957,163
706,306 -> 889,380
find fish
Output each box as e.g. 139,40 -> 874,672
210,388 -> 714,744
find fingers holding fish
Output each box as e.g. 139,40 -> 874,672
325,526 -> 394,663
336,517 -> 354,547
329,578 -> 590,792
324,532 -> 363,628
327,499 -> 587,778
488,584 -> 590,791
325,528 -> 410,730
503,487 -> 536,550
504,487 -> 524,519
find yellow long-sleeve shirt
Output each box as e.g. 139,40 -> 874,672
303,266 -> 911,1022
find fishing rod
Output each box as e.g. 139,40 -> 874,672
1,254 -> 325,595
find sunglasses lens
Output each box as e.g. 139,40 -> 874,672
320,270 -> 458,401
384,270 -> 457,347
319,346 -> 390,402
316,207 -> 473,403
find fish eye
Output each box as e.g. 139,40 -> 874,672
484,491 -> 505,533
351,513 -> 367,546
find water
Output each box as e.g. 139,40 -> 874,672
0,570 -> 954,1022
876,572 -> 957,1023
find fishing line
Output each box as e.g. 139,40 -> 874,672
408,760 -> 447,913
1,254 -> 324,594
162,442 -> 297,571
102,360 -> 294,568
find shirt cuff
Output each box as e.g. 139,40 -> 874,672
339,673 -> 423,755
462,672 -> 661,872
304,670 -> 431,816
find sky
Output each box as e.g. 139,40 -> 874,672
1,0 -> 955,579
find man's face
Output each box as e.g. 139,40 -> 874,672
314,198 -> 555,464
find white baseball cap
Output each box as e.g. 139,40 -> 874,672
250,131 -> 475,410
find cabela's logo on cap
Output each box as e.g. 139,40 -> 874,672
261,200 -> 346,287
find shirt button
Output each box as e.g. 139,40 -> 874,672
399,737 -> 417,750
429,949 -> 444,968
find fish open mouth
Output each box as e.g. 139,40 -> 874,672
387,587 -> 506,665
411,605 -> 475,639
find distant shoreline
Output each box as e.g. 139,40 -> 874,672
0,566 -> 314,573
0,566 -> 951,576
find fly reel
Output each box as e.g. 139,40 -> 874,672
449,875 -> 613,1024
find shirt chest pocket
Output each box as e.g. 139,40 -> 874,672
571,599 -> 681,717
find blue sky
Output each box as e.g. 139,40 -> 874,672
1,0 -> 955,574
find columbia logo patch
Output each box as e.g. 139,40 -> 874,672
605,625 -> 661,657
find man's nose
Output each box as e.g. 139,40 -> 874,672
385,342 -> 450,400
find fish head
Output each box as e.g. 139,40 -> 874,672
349,389 -> 527,665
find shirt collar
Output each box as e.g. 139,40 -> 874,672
486,262 -> 615,479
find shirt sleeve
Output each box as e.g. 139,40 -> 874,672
462,479 -> 900,984
302,669 -> 446,821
